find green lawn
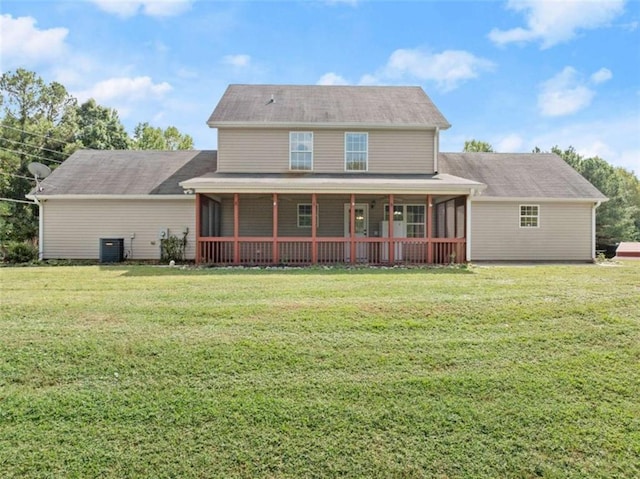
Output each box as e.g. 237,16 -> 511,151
1,263 -> 639,478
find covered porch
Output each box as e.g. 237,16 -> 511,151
182,174 -> 484,266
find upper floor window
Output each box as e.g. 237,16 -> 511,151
520,205 -> 539,228
345,132 -> 368,171
290,132 -> 313,171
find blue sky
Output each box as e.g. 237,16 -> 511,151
1,0 -> 639,172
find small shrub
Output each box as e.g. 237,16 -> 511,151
2,241 -> 38,263
160,234 -> 186,263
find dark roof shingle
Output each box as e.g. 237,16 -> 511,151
438,152 -> 607,200
38,150 -> 217,196
208,84 -> 451,128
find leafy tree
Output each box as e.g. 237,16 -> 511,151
551,146 -> 639,248
132,122 -> 194,150
2,69 -> 196,243
463,139 -> 494,153
75,99 -> 131,150
0,69 -> 76,242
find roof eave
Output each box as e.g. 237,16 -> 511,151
207,121 -> 451,130
472,196 -> 609,203
26,194 -> 195,200
180,177 -> 484,195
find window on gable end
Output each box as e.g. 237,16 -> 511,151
345,132 -> 368,171
290,132 -> 313,171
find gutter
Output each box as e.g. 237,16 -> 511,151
471,196 -> 609,203
207,121 -> 450,131
26,194 -> 195,200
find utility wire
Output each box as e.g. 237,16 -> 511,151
0,136 -> 69,157
0,146 -> 64,164
0,171 -> 34,181
0,124 -> 70,146
0,197 -> 36,205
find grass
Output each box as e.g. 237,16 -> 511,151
1,262 -> 639,478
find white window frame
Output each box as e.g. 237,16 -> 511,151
383,204 -> 427,238
519,204 -> 540,228
345,132 -> 368,171
405,204 -> 426,238
297,203 -> 319,228
290,132 -> 313,171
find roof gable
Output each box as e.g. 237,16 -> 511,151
208,84 -> 451,129
438,152 -> 607,200
37,150 -> 217,196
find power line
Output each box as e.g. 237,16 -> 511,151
0,197 -> 36,205
0,136 -> 69,157
0,146 -> 64,164
0,124 -> 70,146
0,171 -> 34,181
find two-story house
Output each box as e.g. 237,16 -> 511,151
30,84 -> 607,264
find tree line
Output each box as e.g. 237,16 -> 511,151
464,140 -> 640,251
0,69 -> 194,243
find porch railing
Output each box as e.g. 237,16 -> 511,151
197,237 -> 466,265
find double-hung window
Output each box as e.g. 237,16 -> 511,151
290,132 -> 313,171
520,205 -> 539,228
406,205 -> 426,238
297,204 -> 319,228
345,132 -> 368,171
384,204 -> 426,238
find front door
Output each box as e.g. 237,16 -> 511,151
344,203 -> 369,262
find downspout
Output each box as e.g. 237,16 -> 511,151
466,191 -> 472,262
433,127 -> 439,173
33,196 -> 44,261
592,201 -> 601,261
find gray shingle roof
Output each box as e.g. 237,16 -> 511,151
38,150 -> 217,196
208,84 -> 451,128
438,152 -> 607,200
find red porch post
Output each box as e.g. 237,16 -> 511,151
350,193 -> 356,265
195,193 -> 202,265
233,193 -> 240,264
272,193 -> 279,264
388,194 -> 395,263
426,194 -> 433,264
311,193 -> 318,264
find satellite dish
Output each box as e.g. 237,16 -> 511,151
28,162 -> 51,180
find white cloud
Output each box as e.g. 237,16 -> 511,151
528,116 -> 640,172
361,48 -> 494,92
489,0 -> 626,49
591,67 -> 613,84
89,0 -> 193,18
0,14 -> 68,69
496,134 -> 524,152
538,67 -> 595,116
222,54 -> 251,68
317,72 -> 349,85
75,76 -> 172,104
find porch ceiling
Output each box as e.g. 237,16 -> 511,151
180,173 -> 485,195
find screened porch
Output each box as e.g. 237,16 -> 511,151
195,192 -> 468,266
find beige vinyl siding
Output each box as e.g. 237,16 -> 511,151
42,198 -> 195,260
217,128 -> 435,174
470,201 -> 593,261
